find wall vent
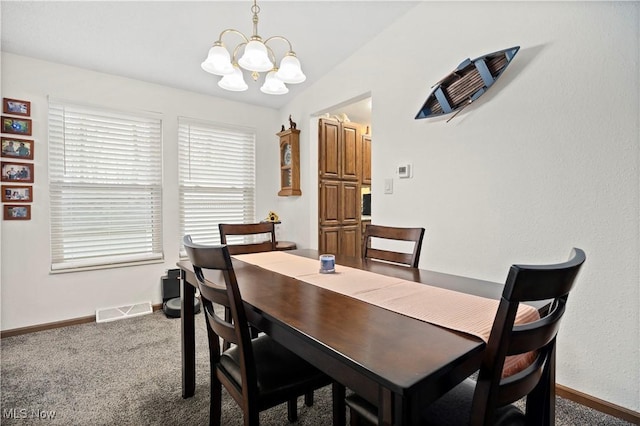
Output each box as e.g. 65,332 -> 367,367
96,302 -> 152,323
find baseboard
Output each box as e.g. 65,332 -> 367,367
557,384 -> 640,424
2,312 -> 638,425
1,303 -> 163,338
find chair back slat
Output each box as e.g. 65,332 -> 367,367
197,278 -> 237,346
494,353 -> 548,407
503,250 -> 584,302
365,248 -> 414,266
470,248 -> 586,425
226,241 -> 275,255
507,300 -> 566,355
362,224 -> 425,268
219,222 -> 276,254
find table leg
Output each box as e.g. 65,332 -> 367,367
332,383 -> 346,426
181,269 -> 196,398
378,387 -> 395,425
377,389 -> 413,426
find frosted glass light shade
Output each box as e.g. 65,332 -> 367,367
238,39 -> 274,72
276,54 -> 306,84
201,45 -> 234,76
218,66 -> 248,91
260,71 -> 289,95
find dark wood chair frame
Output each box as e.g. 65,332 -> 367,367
219,222 -> 276,255
218,222 -> 276,349
347,248 -> 586,426
218,222 -> 320,407
183,235 -> 341,426
362,224 -> 425,268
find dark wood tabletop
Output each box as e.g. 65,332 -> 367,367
177,249 -> 510,425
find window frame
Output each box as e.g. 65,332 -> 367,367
178,117 -> 257,254
48,99 -> 164,272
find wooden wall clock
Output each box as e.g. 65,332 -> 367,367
277,128 -> 301,196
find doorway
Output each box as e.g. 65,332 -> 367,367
317,97 -> 372,257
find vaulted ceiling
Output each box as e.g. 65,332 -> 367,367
1,1 -> 419,110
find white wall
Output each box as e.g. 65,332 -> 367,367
279,1 -> 639,413
1,1 -> 638,413
0,53 -> 279,330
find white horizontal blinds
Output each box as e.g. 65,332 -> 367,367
49,101 -> 163,271
178,118 -> 256,247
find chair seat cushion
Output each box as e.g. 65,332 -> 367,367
503,351 -> 537,378
423,379 -> 525,426
220,335 -> 330,399
346,379 -> 526,426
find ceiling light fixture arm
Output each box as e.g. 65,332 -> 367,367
264,35 -> 295,54
217,28 -> 249,45
231,42 -> 249,64
206,30 -> 250,71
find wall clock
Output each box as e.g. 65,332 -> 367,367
277,128 -> 301,196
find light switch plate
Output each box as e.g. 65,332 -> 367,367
384,178 -> 393,194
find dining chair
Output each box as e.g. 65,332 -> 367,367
362,224 -> 425,267
183,235 -> 345,426
218,222 -> 277,349
346,248 -> 586,426
219,222 -> 276,255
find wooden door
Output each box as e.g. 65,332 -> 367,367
341,122 -> 360,181
340,226 -> 360,257
361,134 -> 371,185
319,118 -> 340,180
320,225 -> 359,257
319,180 -> 340,226
318,118 -> 364,256
340,181 -> 360,227
319,227 -> 340,255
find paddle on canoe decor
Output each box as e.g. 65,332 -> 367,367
415,46 -> 520,122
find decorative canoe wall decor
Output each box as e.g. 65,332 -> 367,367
415,46 -> 520,122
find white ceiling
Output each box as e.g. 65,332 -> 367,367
1,1 -> 419,111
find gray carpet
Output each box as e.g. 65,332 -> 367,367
0,311 -> 633,425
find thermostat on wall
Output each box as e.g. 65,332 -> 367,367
397,163 -> 411,178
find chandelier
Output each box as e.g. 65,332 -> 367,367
200,0 -> 306,95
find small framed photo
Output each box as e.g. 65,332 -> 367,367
1,161 -> 34,183
2,185 -> 32,202
4,204 -> 31,220
2,116 -> 32,136
3,98 -> 31,117
1,137 -> 34,160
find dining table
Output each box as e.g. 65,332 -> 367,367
176,249 -> 547,426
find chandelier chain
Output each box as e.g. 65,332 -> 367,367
251,0 -> 260,36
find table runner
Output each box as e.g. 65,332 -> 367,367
233,251 -> 539,376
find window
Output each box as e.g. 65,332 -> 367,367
48,100 -> 163,271
178,118 -> 256,249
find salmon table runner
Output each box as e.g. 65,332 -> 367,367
234,251 -> 539,376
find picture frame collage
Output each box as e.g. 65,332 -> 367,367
2,97 -> 33,220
